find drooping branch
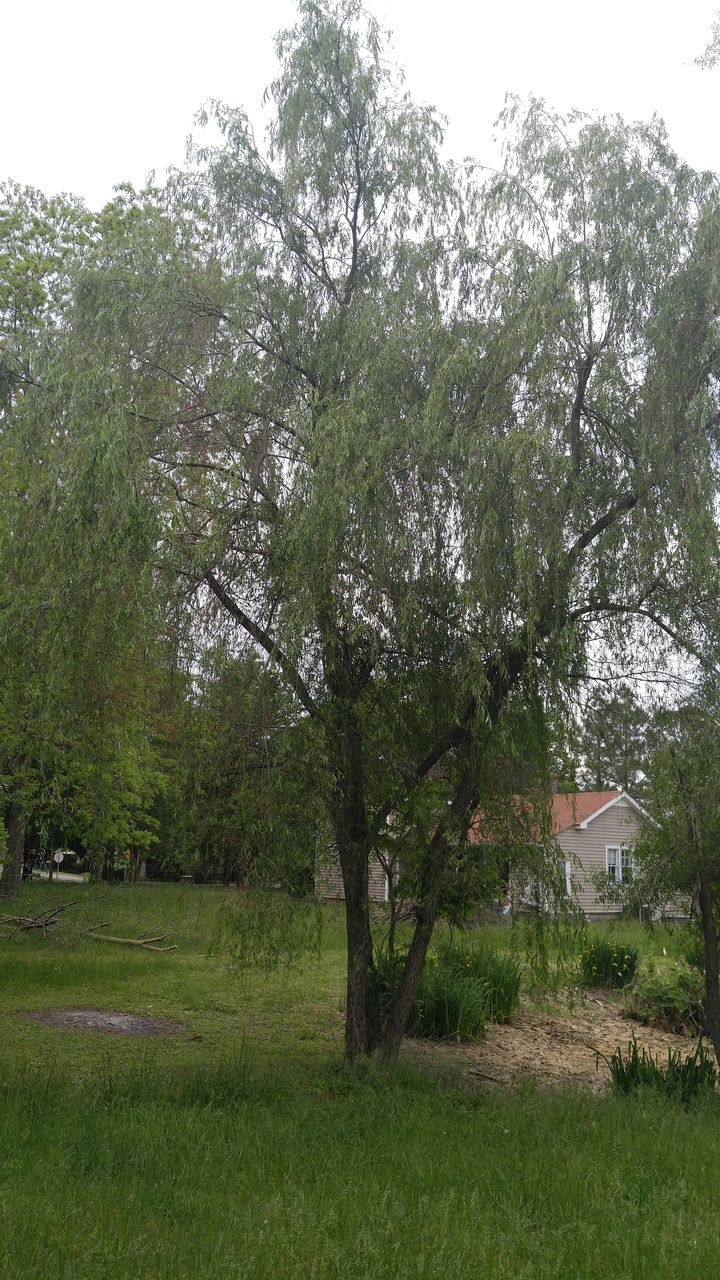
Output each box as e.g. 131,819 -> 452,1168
203,570 -> 318,717
568,600 -> 703,661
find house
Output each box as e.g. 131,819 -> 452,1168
315,855 -> 391,902
469,789 -> 650,919
545,790 -> 647,918
316,789 -> 652,917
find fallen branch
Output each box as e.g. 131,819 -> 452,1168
86,932 -> 176,952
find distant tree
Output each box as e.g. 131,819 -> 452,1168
579,683 -> 649,794
0,183 -> 169,893
173,645 -> 323,887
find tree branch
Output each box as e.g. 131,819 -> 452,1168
203,570 -> 318,717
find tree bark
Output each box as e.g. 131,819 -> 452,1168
339,838 -> 379,1059
0,801 -> 26,900
696,867 -> 720,1066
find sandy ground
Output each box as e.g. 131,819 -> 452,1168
27,1008 -> 185,1035
412,995 -> 703,1092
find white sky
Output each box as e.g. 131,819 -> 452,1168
1,0 -> 718,207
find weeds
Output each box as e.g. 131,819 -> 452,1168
602,1037 -> 717,1105
625,963 -> 704,1033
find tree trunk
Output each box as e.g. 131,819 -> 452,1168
0,801 -> 26,900
382,761 -> 480,1063
381,654 -> 526,1063
319,623 -> 379,1060
340,840 -> 379,1059
696,867 -> 720,1066
381,824 -> 449,1062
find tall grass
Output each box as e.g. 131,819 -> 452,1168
2,1056 -> 720,1279
3,885 -> 720,1277
434,938 -> 522,1023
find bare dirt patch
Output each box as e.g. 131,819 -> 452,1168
411,998 -> 705,1092
27,1008 -> 185,1036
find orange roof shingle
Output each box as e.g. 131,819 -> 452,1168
469,790 -> 621,843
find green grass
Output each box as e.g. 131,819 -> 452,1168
2,883 -> 720,1279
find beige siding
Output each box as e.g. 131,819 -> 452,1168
315,855 -> 388,902
555,798 -> 641,916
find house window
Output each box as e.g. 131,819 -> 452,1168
606,845 -> 634,883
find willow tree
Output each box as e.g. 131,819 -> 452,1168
0,184 -> 95,895
0,183 -> 169,893
56,1 -> 720,1057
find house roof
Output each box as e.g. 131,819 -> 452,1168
550,790 -> 621,834
469,789 -> 644,843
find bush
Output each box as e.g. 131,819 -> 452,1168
580,939 -> 639,989
604,1037 -> 716,1105
681,930 -> 717,974
376,938 -> 521,1042
626,964 -> 704,1033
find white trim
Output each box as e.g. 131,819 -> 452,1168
579,790 -> 652,828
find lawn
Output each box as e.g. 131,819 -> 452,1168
1,882 -> 719,1279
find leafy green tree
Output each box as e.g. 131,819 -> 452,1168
0,183 -> 93,895
45,2 -> 720,1058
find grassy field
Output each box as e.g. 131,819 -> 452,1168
2,882 -> 719,1279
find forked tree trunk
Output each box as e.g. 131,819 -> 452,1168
696,867 -> 720,1067
381,663 -> 523,1063
0,801 -> 26,900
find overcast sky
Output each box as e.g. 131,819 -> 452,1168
2,1 -> 718,207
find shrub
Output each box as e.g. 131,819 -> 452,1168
603,1037 -> 716,1105
626,964 -> 704,1033
376,938 -> 521,1042
580,939 -> 639,989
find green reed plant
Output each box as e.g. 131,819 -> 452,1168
580,938 -> 639,988
376,937 -> 521,1042
602,1037 -> 717,1105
